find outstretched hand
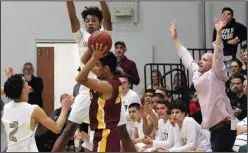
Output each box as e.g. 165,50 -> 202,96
91,43 -> 108,60
214,14 -> 228,32
169,20 -> 178,39
5,67 -> 14,78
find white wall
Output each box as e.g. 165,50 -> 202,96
54,43 -> 80,110
1,1 -> 246,93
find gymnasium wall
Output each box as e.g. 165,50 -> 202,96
0,1 -> 246,150
1,1 -> 246,94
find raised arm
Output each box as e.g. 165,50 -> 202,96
212,14 -> 228,80
100,1 -> 112,31
66,1 -> 80,33
32,95 -> 73,134
169,20 -> 199,74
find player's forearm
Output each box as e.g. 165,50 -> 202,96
76,58 -> 97,84
173,38 -> 183,50
66,1 -> 80,32
54,108 -> 68,133
100,1 -> 112,31
148,112 -> 159,128
215,31 -> 222,47
142,116 -> 153,136
119,124 -> 137,152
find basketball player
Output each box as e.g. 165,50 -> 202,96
52,1 -> 136,152
1,74 -> 73,152
169,14 -> 236,151
75,44 -> 123,151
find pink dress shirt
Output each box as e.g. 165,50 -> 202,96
177,42 -> 234,129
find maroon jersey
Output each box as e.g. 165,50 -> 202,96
89,77 -> 122,130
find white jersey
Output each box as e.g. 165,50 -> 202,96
135,119 -> 144,138
1,101 -> 38,152
121,89 -> 141,106
169,117 -> 211,152
153,119 -> 174,149
233,117 -> 247,152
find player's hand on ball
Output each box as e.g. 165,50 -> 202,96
91,43 -> 108,60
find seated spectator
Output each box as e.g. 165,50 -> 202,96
233,117 -> 247,152
35,93 -> 72,151
127,103 -> 144,146
119,76 -> 141,108
148,69 -> 163,90
243,79 -> 247,93
155,87 -> 170,101
240,44 -> 247,76
167,100 -> 211,152
141,100 -> 174,151
188,91 -> 202,124
230,74 -> 247,120
142,89 -> 156,105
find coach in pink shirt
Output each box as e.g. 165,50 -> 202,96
169,14 -> 236,152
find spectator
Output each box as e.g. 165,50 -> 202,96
243,79 -> 247,93
149,69 -> 163,90
115,41 -> 140,88
212,7 -> 247,68
233,117 -> 247,152
141,100 -> 174,151
22,62 -> 43,107
230,74 -> 247,120
119,76 -> 141,108
168,100 -> 211,152
240,44 -> 247,76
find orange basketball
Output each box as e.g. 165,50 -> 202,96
88,31 -> 112,55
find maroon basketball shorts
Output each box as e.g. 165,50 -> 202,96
92,127 -> 120,152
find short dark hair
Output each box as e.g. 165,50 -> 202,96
60,93 -> 68,102
145,89 -> 156,94
99,52 -> 117,73
153,93 -> 165,101
157,99 -> 170,107
4,74 -> 24,100
222,7 -> 233,16
231,59 -> 243,68
128,103 -> 140,110
81,6 -> 103,22
157,99 -> 171,114
169,99 -> 188,114
231,74 -> 245,83
114,41 -> 126,49
241,44 -> 247,51
23,62 -> 33,71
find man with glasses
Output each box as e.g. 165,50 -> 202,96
22,62 -> 43,107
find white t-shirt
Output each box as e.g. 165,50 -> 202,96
233,117 -> 247,152
1,101 -> 38,152
135,119 -> 144,138
152,119 -> 174,149
169,117 -> 211,152
122,89 -> 141,106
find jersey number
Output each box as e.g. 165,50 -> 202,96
9,121 -> 18,142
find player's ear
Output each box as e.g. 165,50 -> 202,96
104,66 -> 108,72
